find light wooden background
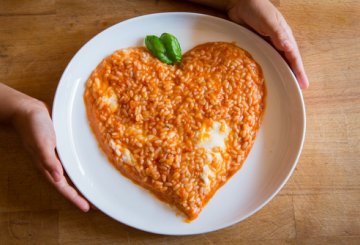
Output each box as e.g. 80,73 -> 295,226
0,0 -> 359,244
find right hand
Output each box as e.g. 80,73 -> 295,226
12,98 -> 90,212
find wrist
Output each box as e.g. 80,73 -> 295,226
11,96 -> 47,127
227,0 -> 249,22
226,0 -> 241,11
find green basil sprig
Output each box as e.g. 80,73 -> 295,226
145,35 -> 173,64
145,33 -> 182,65
160,33 -> 182,63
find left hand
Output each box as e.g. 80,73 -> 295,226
228,0 -> 309,89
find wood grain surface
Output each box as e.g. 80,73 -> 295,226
0,0 -> 359,244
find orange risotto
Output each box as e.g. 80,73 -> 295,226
84,42 -> 265,220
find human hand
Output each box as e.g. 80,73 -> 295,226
12,98 -> 90,212
228,0 -> 309,89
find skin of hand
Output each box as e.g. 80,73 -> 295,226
190,0 -> 309,89
0,84 -> 90,212
0,0 -> 307,214
227,0 -> 309,89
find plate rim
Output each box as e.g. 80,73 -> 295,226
52,12 -> 306,235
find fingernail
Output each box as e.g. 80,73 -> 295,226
282,40 -> 292,51
52,170 -> 62,182
81,200 -> 90,212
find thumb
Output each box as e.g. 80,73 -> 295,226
37,147 -> 63,182
267,11 -> 294,53
266,14 -> 310,89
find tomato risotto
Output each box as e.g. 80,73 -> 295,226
84,42 -> 265,220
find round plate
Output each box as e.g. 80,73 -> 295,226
53,12 -> 305,235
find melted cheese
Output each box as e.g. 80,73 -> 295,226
198,121 -> 230,164
201,165 -> 215,192
109,139 -> 134,165
102,88 -> 118,112
198,121 -> 230,188
198,121 -> 230,151
122,148 -> 134,165
109,139 -> 121,156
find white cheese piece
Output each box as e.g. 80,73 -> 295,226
167,131 -> 176,139
122,148 -> 134,165
198,121 -> 230,190
102,88 -> 118,112
110,139 -> 134,166
198,121 -> 230,151
206,152 -> 223,163
201,165 -> 215,191
206,152 -> 213,162
109,139 -> 122,157
214,152 -> 223,162
198,120 -> 229,166
109,139 -> 117,151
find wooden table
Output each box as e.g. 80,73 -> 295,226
0,0 -> 359,244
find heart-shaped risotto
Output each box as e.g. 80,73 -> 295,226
84,42 -> 265,220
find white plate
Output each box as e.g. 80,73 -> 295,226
53,12 -> 305,235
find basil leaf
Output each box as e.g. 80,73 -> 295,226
160,33 -> 182,63
145,35 -> 173,64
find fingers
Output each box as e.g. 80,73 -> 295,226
282,44 -> 309,89
37,149 -> 90,212
268,17 -> 309,89
37,145 -> 64,182
15,98 -> 91,212
43,168 -> 90,212
35,137 -> 90,212
228,0 -> 309,89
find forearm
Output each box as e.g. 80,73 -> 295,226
187,0 -> 277,13
187,0 -> 238,11
0,83 -> 40,124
